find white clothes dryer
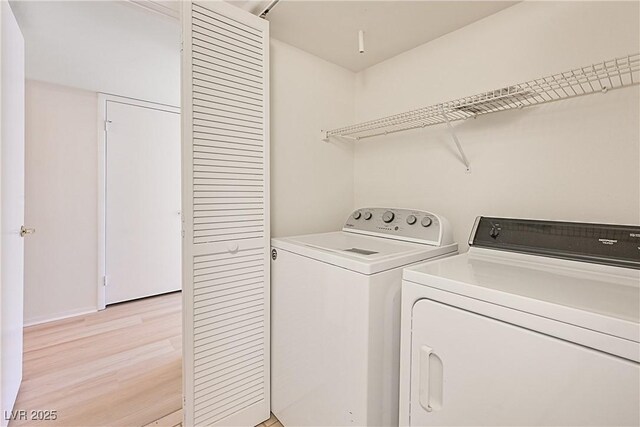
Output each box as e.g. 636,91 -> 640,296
399,216 -> 640,426
271,208 -> 458,426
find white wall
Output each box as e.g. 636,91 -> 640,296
11,1 -> 180,106
270,39 -> 355,237
24,80 -> 98,325
353,1 -> 640,249
22,39 -> 355,323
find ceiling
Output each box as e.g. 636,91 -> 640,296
10,1 -> 181,105
10,0 -> 518,82
125,0 -> 519,72
264,1 -> 517,72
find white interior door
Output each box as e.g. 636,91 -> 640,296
182,2 -> 270,425
0,1 -> 25,424
105,99 -> 181,305
409,299 -> 640,426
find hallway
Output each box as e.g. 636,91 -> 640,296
12,293 -> 182,426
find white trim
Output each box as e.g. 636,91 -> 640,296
99,93 -> 179,115
180,2 -> 195,424
24,307 -> 97,328
97,93 -> 180,310
97,94 -> 106,310
127,0 -> 180,20
262,15 -> 272,425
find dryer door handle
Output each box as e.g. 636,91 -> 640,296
419,345 -> 443,412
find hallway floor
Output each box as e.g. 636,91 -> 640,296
12,292 -> 281,427
12,293 -> 182,426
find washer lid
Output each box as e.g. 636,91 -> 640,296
403,248 -> 640,345
272,231 -> 457,275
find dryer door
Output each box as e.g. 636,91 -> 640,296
409,299 -> 639,426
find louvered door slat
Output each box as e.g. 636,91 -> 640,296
192,61 -> 263,89
192,27 -> 263,57
194,307 -> 263,336
194,268 -> 263,289
194,116 -> 263,133
194,70 -> 262,100
192,56 -> 262,85
192,4 -> 262,39
194,85 -> 263,111
194,367 -> 263,399
183,1 -> 269,426
193,118 -> 262,136
194,367 -> 263,397
194,139 -> 263,152
194,215 -> 264,225
194,124 -> 262,139
194,150 -> 263,161
195,371 -> 264,406
192,22 -> 263,56
198,315 -> 263,348
194,166 -> 263,175
195,130 -> 261,144
192,36 -> 263,66
194,158 -> 263,169
191,19 -> 262,50
193,108 -> 262,125
195,359 -> 264,393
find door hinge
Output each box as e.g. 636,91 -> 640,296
103,275 -> 108,287
104,119 -> 112,132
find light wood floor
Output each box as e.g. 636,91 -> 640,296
13,293 -> 183,427
13,293 -> 282,427
145,409 -> 282,427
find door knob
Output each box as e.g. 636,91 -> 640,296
20,226 -> 35,237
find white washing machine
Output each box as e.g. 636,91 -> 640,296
399,216 -> 640,426
271,208 -> 458,427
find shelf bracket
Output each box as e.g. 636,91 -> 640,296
440,107 -> 471,172
320,130 -> 360,143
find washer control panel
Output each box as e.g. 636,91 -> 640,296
343,208 -> 452,246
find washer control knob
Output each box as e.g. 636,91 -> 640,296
382,211 -> 395,223
421,217 -> 433,227
353,211 -> 362,220
406,215 -> 417,225
364,212 -> 372,220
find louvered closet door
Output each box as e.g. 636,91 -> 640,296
181,2 -> 269,426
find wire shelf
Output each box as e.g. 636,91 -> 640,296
323,53 -> 640,141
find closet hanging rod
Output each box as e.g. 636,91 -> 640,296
321,53 -> 639,142
259,0 -> 280,18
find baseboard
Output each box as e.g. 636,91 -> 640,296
24,307 -> 98,327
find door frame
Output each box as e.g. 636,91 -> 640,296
1,0 -> 26,421
96,93 -> 180,310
